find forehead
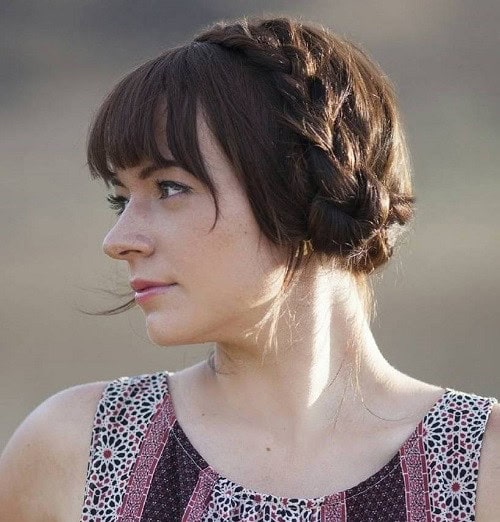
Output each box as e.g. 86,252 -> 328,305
116,107 -> 223,176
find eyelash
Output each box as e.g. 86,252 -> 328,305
106,180 -> 189,216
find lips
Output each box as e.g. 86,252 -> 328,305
130,279 -> 176,292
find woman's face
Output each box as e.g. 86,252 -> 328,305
102,109 -> 288,347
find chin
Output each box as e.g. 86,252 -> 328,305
148,327 -> 184,347
146,330 -> 176,347
143,314 -> 202,347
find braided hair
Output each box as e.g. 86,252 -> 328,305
86,15 -> 415,320
193,18 -> 414,276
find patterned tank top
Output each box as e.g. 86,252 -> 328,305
79,371 -> 497,521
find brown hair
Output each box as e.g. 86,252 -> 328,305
83,16 -> 415,369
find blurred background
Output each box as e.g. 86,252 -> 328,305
1,0 -> 498,450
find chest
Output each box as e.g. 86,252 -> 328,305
175,412 -> 415,499
78,374 -> 495,521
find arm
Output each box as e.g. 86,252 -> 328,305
0,381 -> 108,522
475,402 -> 500,521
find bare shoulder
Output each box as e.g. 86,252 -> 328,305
0,380 -> 109,522
475,402 -> 500,521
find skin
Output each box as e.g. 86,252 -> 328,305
0,105 -> 498,520
103,108 -> 412,434
101,104 -> 500,514
102,106 -> 443,449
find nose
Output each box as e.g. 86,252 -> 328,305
102,220 -> 154,260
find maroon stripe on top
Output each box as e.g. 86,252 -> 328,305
140,393 -> 216,520
117,392 -> 175,521
320,491 -> 347,521
344,455 -> 407,521
182,467 -> 221,522
400,422 -> 432,521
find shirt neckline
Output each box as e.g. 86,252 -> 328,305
163,370 -> 450,504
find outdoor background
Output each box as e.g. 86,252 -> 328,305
1,0 -> 498,450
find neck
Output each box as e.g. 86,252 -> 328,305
203,264 -> 404,447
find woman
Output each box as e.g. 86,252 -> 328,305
0,15 -> 498,521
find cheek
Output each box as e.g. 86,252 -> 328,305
182,205 -> 284,308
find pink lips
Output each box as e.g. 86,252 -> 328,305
129,278 -> 178,304
134,284 -> 177,304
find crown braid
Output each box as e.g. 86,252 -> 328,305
194,17 -> 414,274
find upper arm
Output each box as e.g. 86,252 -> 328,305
0,380 -> 109,522
475,402 -> 500,521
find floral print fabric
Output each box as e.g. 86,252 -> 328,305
79,371 -> 497,521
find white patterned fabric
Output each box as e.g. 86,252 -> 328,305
79,371 -> 497,521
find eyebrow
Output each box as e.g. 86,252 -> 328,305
110,159 -> 182,187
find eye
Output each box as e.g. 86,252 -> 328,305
156,179 -> 190,199
106,194 -> 128,216
106,180 -> 190,216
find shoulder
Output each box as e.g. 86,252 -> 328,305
0,380 -> 109,522
475,400 -> 500,520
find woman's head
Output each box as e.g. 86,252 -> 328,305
100,106 -> 294,348
87,15 -> 415,336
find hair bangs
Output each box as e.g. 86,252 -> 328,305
87,50 -> 185,182
86,57 -> 164,187
86,46 -> 222,230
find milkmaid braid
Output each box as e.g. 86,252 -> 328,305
194,17 -> 415,274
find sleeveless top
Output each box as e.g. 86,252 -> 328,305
79,371 -> 497,521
